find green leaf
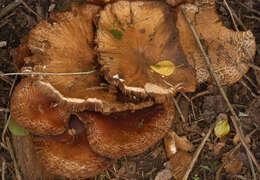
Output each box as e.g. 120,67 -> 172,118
8,116 -> 29,136
150,60 -> 175,76
200,165 -> 212,172
138,120 -> 144,128
109,29 -> 123,40
214,118 -> 230,138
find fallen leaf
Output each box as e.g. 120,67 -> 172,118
214,113 -> 230,138
150,60 -> 175,76
8,116 -> 29,136
233,133 -> 251,145
224,159 -> 243,174
170,151 -> 192,180
155,169 -> 172,180
213,142 -> 226,155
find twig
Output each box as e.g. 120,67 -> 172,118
246,62 -> 260,72
1,160 -> 6,180
6,137 -> 22,180
229,6 -> 260,55
183,125 -> 214,180
173,96 -> 186,123
0,0 -> 22,19
1,115 -> 10,146
0,70 -> 96,76
181,92 -> 197,120
181,6 -> 260,173
191,90 -> 211,101
244,15 -> 260,22
247,149 -> 257,180
234,0 -> 260,16
223,0 -> 238,31
240,80 -> 257,97
0,108 -> 9,112
230,116 -> 260,173
243,74 -> 259,93
216,164 -> 224,180
20,0 -> 43,20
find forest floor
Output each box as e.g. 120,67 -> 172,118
0,0 -> 260,180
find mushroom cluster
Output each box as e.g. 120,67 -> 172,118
10,0 -> 256,179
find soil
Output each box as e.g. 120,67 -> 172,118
0,0 -> 260,180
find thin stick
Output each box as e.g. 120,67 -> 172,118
20,0 -> 43,20
247,149 -> 257,180
191,90 -> 210,101
246,62 -> 260,72
173,96 -> 186,123
223,0 -> 238,31
234,0 -> 260,16
181,6 -> 260,173
6,137 -> 22,180
0,108 -> 9,112
1,70 -> 96,76
1,160 -> 6,180
183,125 -> 214,180
181,92 -> 197,120
230,6 -> 260,56
240,80 -> 257,97
1,115 -> 10,146
0,0 -> 22,19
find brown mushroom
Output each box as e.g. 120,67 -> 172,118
83,102 -> 174,158
33,130 -> 112,178
96,1 -> 196,102
10,78 -> 69,136
176,0 -> 256,85
10,1 -> 180,179
18,3 -> 154,113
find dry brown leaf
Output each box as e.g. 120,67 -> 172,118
233,133 -> 251,145
170,151 -> 192,180
224,159 -> 243,174
213,142 -> 226,155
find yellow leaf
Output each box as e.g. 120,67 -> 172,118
214,118 -> 230,138
150,60 -> 175,76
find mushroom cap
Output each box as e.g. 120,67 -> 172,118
83,102 -> 174,159
96,1 -> 196,102
10,78 -> 69,136
20,3 -> 154,113
33,134 -> 112,179
176,0 -> 256,85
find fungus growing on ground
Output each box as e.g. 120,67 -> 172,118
10,2 -> 177,178
96,0 -> 196,102
10,78 -> 69,136
84,103 -> 174,158
176,0 -> 256,85
21,3 -> 154,113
